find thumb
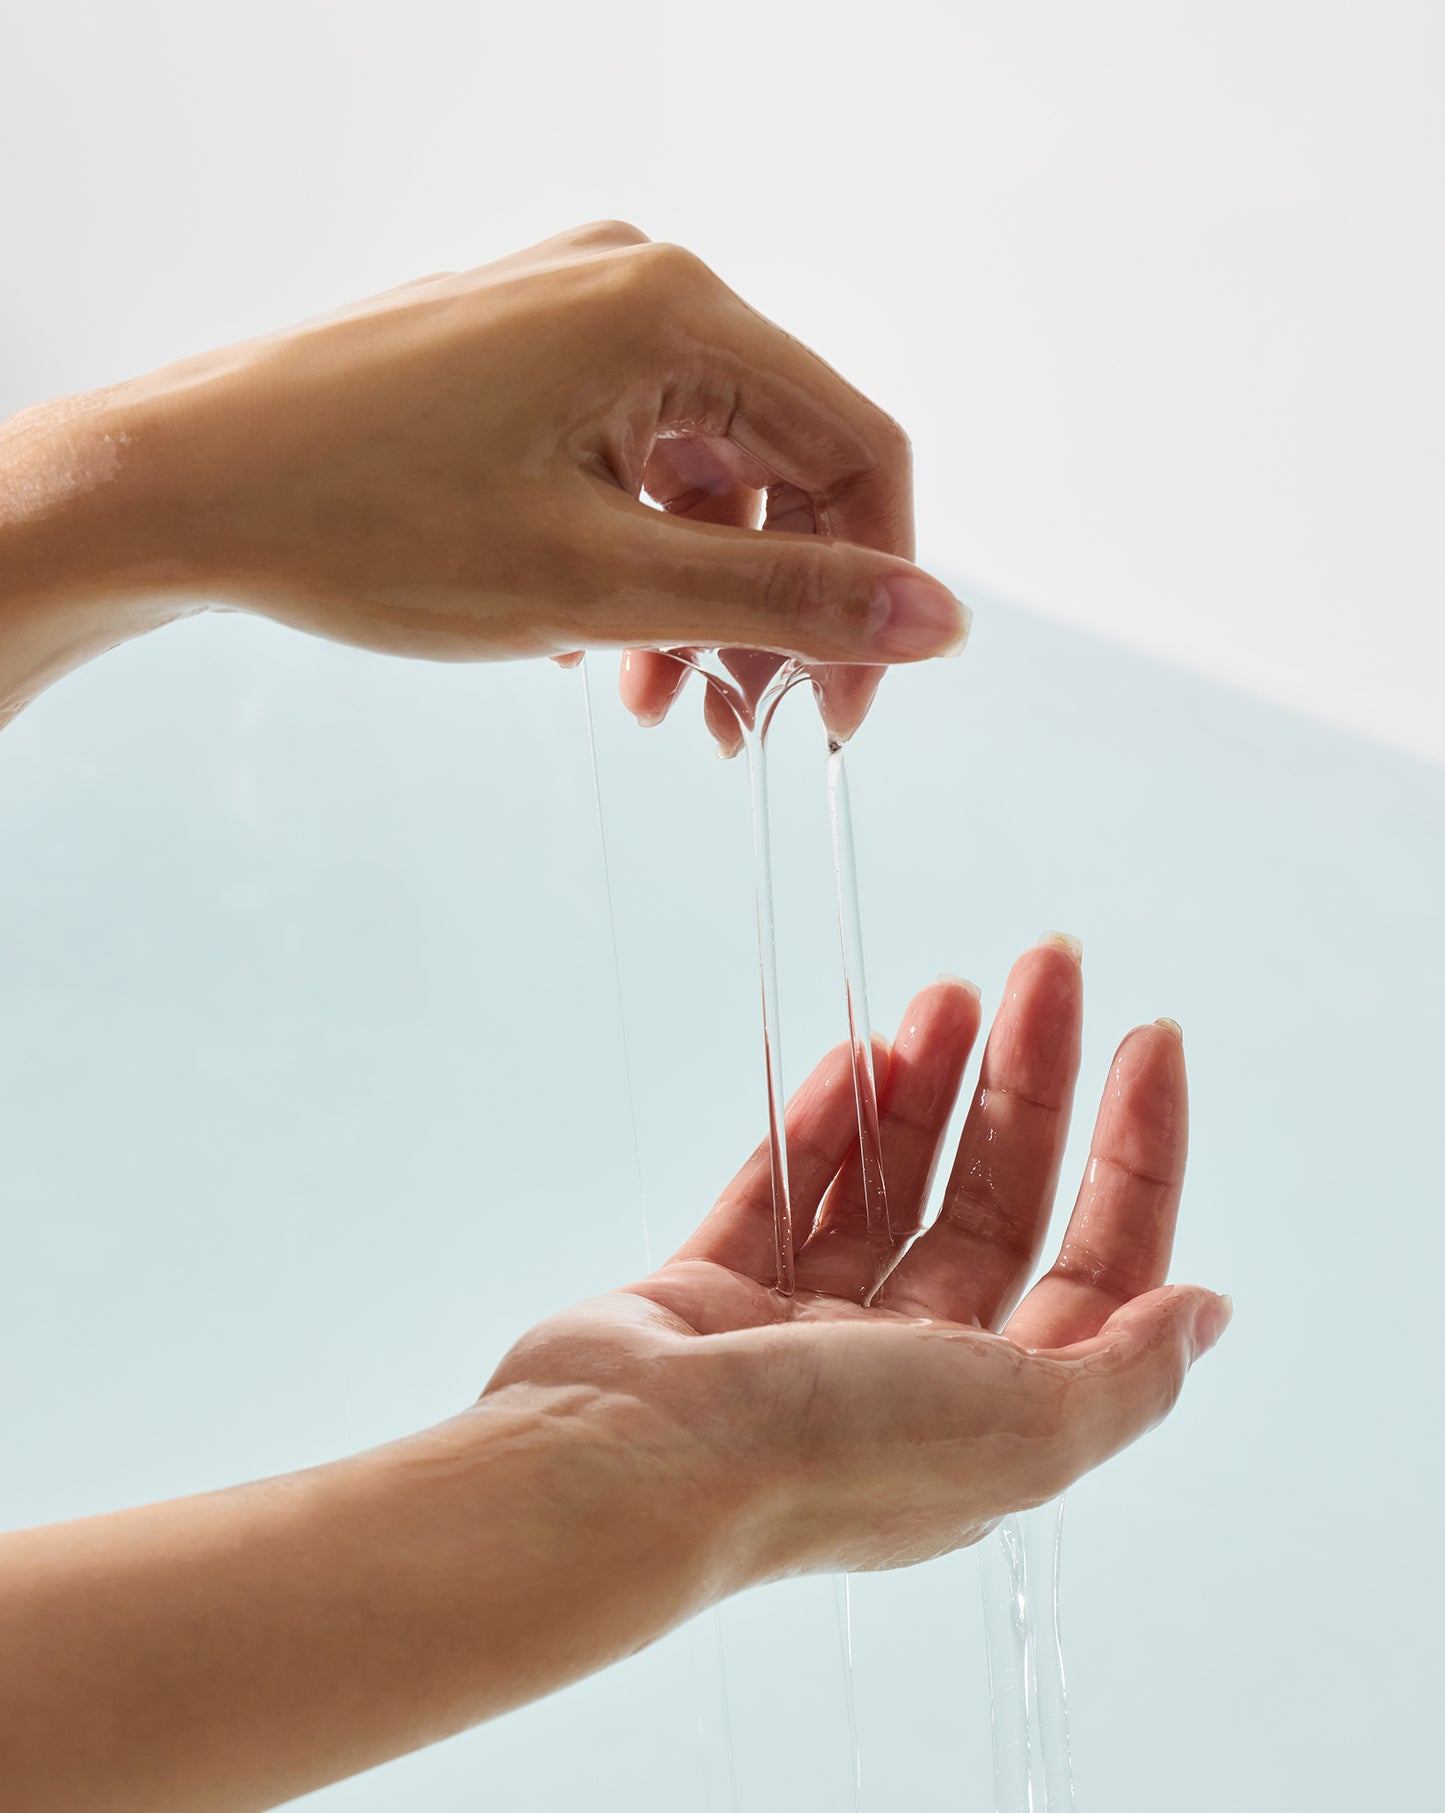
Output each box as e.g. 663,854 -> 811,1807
588,494 -> 971,666
1059,1285 -> 1232,1477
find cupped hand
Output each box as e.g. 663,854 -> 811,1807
484,939 -> 1228,1581
62,221 -> 966,738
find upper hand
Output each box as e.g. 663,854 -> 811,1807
18,222 -> 968,737
484,939 -> 1229,1580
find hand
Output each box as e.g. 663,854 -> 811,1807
0,222 -> 968,730
485,939 -> 1229,1578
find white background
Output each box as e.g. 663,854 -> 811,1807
5,0 -> 1443,762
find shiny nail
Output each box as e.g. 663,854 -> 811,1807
871,575 -> 971,659
1193,1294 -> 1233,1356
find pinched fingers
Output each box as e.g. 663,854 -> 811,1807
583,242 -> 964,717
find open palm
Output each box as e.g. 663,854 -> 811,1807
487,939 -> 1228,1578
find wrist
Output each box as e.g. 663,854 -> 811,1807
300,1381 -> 769,1732
0,389 -> 203,716
458,1379 -> 768,1605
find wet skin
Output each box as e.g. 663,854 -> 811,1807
491,936 -> 1228,1577
0,941 -> 1225,1811
0,231 -> 1221,1808
0,221 -> 967,732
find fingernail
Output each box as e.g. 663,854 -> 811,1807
871,575 -> 972,659
1154,1016 -> 1184,1043
936,971 -> 982,1003
1193,1294 -> 1233,1357
635,709 -> 665,729
1037,931 -> 1083,965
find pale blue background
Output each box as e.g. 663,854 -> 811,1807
2,591 -> 1440,1809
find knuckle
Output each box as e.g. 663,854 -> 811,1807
572,218 -> 651,249
634,239 -> 715,297
873,407 -> 912,468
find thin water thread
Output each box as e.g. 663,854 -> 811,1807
833,1573 -> 865,1812
582,655 -> 880,1808
823,735 -> 884,1807
825,738 -> 889,1245
704,660 -> 874,1805
585,657 -> 1079,1813
578,657 -> 738,1811
1036,1499 -> 1077,1811
579,656 -> 652,1268
743,723 -> 794,1294
981,1501 -> 1077,1813
983,1513 -> 1037,1813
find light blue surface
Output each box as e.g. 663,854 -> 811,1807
2,591 -> 1441,1809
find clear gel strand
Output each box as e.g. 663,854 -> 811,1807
825,739 -> 889,1245
981,1503 -> 1077,1813
833,1574 -> 864,1811
743,720 -> 794,1295
982,1513 -> 1038,1812
579,657 -> 652,1268
688,1609 -> 743,1813
578,660 -> 738,1810
1027,1499 -> 1077,1812
823,739 -> 877,1805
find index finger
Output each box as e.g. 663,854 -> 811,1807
623,247 -> 920,736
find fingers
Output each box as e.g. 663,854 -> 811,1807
584,484 -> 970,666
620,437 -> 763,739
751,481 -> 886,735
877,938 -> 1085,1327
759,471 -> 888,740
1043,1286 -> 1231,1487
810,663 -> 886,743
703,676 -> 746,757
572,242 -> 966,664
1004,1019 -> 1190,1352
585,247 -> 966,727
671,1033 -> 891,1282
618,647 -> 693,727
661,259 -> 919,566
794,978 -> 982,1303
644,435 -> 765,535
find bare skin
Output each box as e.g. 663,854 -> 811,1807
0,941 -> 1227,1810
0,221 -> 968,734
0,231 -> 1221,1806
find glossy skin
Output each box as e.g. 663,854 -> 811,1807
0,222 -> 967,732
0,943 -> 1226,1811
0,236 -> 1222,1806
493,940 -> 1228,1577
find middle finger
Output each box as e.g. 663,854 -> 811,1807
878,936 -> 1084,1328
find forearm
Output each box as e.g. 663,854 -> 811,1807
0,391 -> 198,721
0,1386 -> 740,1812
